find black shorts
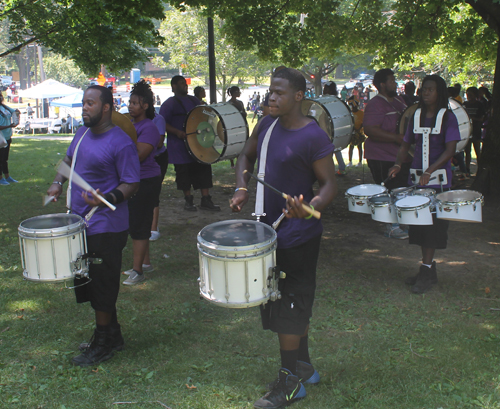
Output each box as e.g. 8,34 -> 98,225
174,162 -> 213,191
154,150 -> 169,206
74,230 -> 128,312
409,215 -> 449,249
367,159 -> 411,191
260,235 -> 321,335
128,176 -> 162,240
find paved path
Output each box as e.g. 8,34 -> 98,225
12,135 -> 73,141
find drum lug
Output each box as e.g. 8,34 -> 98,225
72,252 -> 90,279
415,210 -> 419,218
268,266 -> 283,302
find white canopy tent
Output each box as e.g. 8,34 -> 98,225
19,79 -> 82,99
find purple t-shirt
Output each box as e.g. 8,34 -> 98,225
257,115 -> 334,249
404,111 -> 461,189
66,126 -> 140,236
363,94 -> 408,162
134,118 -> 161,179
153,114 -> 166,155
159,95 -> 200,164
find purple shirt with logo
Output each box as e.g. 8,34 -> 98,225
66,126 -> 140,236
159,95 -> 200,164
134,118 -> 161,179
404,111 -> 461,189
363,94 -> 409,162
257,115 -> 334,249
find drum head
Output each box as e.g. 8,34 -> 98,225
347,184 -> 387,197
198,220 -> 276,250
414,188 -> 435,197
396,196 -> 429,207
449,98 -> 472,152
19,213 -> 84,238
436,189 -> 482,204
398,103 -> 418,135
369,194 -> 391,205
112,111 -> 137,143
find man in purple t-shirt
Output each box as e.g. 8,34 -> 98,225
159,75 -> 220,211
231,68 -> 337,409
363,68 -> 410,239
47,86 -> 140,368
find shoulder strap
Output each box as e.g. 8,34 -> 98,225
66,128 -> 90,211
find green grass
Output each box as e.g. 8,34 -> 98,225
1,139 -> 499,408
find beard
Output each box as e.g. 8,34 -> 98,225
387,89 -> 398,98
83,110 -> 103,128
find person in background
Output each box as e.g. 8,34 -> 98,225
346,97 -> 365,167
227,86 -> 247,118
401,81 -> 419,106
0,91 -> 21,185
463,87 -> 485,176
454,83 -> 463,104
193,86 -> 207,105
323,81 -> 347,176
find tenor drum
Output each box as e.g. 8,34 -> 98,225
395,196 -> 433,225
345,184 -> 387,214
185,103 -> 249,164
18,214 -> 87,282
391,186 -> 414,201
397,99 -> 471,153
435,190 -> 484,223
302,96 -> 354,151
369,194 -> 397,223
197,220 -> 279,308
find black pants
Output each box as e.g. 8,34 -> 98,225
0,138 -> 12,176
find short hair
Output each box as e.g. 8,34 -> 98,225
448,86 -> 459,98
479,86 -> 492,100
227,86 -> 240,97
454,83 -> 462,91
272,68 -> 306,93
373,69 -> 394,90
171,75 -> 185,87
193,86 -> 205,98
404,81 -> 416,95
86,85 -> 113,109
130,79 -> 155,120
466,87 -> 479,99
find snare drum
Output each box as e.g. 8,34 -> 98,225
185,103 -> 249,164
18,214 -> 87,282
395,196 -> 433,225
391,186 -> 414,201
413,188 -> 436,199
345,184 -> 387,214
302,96 -> 354,151
197,220 -> 279,308
369,194 -> 397,223
435,190 -> 484,223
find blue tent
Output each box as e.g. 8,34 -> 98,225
49,92 -> 83,108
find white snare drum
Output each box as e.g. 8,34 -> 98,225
302,96 -> 354,151
435,190 -> 484,223
18,214 -> 88,282
449,98 -> 472,152
345,184 -> 387,214
369,194 -> 397,223
197,220 -> 280,308
185,102 -> 249,164
391,186 -> 414,201
395,196 -> 433,225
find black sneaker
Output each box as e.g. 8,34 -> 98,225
255,368 -> 306,408
405,262 -> 438,286
79,324 -> 124,352
411,263 -> 438,294
72,329 -> 114,368
184,195 -> 197,211
200,195 -> 220,211
266,361 -> 320,391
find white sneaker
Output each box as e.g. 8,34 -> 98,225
123,264 -> 154,275
123,270 -> 145,285
346,162 -> 353,167
356,162 -> 363,167
149,231 -> 160,241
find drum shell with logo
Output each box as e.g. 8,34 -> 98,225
302,96 -> 354,152
185,103 -> 249,164
369,194 -> 397,223
18,214 -> 87,282
435,190 -> 483,223
395,196 -> 433,225
345,184 -> 388,214
197,220 -> 277,308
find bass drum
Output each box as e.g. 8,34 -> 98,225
397,98 -> 471,153
184,103 -> 249,164
301,96 -> 353,152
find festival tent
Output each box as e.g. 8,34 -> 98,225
49,92 -> 84,108
19,79 -> 82,99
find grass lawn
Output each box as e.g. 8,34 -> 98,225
1,138 -> 499,408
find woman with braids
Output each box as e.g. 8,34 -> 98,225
388,75 -> 461,294
123,80 -> 162,285
0,91 -> 20,185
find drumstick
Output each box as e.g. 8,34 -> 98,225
57,162 -> 117,211
243,170 -> 321,219
381,175 -> 393,186
43,195 -> 55,206
186,128 -> 211,136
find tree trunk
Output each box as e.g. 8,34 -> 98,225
221,75 -> 226,102
13,52 -> 27,89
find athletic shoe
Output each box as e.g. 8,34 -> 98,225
266,361 -> 320,391
255,368 -> 306,408
346,162 -> 353,167
405,262 -> 437,286
5,176 -> 18,183
0,178 -> 9,186
72,329 -> 114,367
356,162 -> 363,167
123,264 -> 154,275
336,170 -> 346,176
123,270 -> 145,285
200,195 -> 221,211
411,263 -> 438,294
184,195 -> 197,211
79,324 -> 124,352
149,230 -> 161,241
384,226 -> 409,240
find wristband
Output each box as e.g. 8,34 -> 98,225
235,187 -> 248,192
304,205 -> 315,220
110,188 -> 125,204
424,171 -> 431,176
52,181 -> 63,187
393,164 -> 401,169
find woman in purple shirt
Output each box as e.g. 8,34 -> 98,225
123,80 -> 162,285
389,75 -> 460,294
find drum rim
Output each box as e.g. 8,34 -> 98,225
395,196 -> 431,210
346,184 -> 387,199
436,190 -> 484,207
18,213 -> 85,238
369,194 -> 393,207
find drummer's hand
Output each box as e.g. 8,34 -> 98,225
82,188 -> 104,207
419,172 -> 431,186
230,190 -> 249,212
47,183 -> 62,201
285,195 -> 309,219
387,165 -> 401,179
176,130 -> 187,140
